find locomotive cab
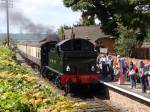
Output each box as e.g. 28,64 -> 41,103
56,39 -> 97,75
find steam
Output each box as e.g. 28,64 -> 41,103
9,11 -> 52,34
0,5 -> 53,33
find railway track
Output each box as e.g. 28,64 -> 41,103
67,92 -> 120,112
37,75 -> 121,112
68,96 -> 119,112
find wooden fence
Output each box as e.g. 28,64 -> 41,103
130,48 -> 150,60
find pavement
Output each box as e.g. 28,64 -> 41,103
100,77 -> 150,105
107,81 -> 150,99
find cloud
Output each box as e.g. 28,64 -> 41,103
0,0 -> 81,33
0,11 -> 6,32
15,0 -> 81,26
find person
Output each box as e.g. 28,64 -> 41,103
120,57 -> 127,76
113,63 -> 119,81
109,59 -> 114,81
99,54 -> 107,80
147,67 -> 150,94
117,55 -> 124,84
133,63 -> 139,83
120,57 -> 129,82
139,61 -> 146,93
128,62 -> 136,89
144,65 -> 150,94
125,62 -> 130,81
97,55 -> 102,79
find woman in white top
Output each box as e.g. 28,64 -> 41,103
139,61 -> 146,93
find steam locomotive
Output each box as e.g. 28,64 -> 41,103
17,34 -> 99,93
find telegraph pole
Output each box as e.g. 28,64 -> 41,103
1,0 -> 13,47
6,0 -> 10,46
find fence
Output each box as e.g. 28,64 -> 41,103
130,48 -> 150,60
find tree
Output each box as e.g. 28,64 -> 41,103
63,0 -> 150,37
145,10 -> 150,42
57,26 -> 65,40
79,12 -> 95,26
0,35 -> 7,46
115,24 -> 137,56
146,26 -> 150,42
63,0 -> 150,56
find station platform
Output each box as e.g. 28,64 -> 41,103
99,80 -> 150,105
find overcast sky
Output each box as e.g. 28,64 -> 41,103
0,0 -> 81,33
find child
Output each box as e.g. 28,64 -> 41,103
113,63 -> 119,81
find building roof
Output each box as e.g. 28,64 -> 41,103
64,25 -> 110,43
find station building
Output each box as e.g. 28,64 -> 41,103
64,25 -> 115,54
64,25 -> 150,61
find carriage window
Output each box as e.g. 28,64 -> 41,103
36,48 -> 38,58
37,48 -> 40,58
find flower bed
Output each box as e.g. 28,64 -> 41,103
0,47 -> 88,112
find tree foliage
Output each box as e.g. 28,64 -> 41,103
79,12 -> 95,26
0,35 -> 8,46
0,35 -> 17,47
57,26 -> 65,40
63,0 -> 150,37
115,24 -> 137,56
146,26 -> 150,42
145,10 -> 150,42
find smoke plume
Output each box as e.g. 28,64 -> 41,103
0,3 -> 52,34
9,11 -> 52,34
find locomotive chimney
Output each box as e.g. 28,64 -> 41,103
71,27 -> 75,39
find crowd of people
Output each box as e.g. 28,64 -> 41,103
97,53 -> 150,94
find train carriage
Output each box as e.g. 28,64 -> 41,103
17,34 -> 59,69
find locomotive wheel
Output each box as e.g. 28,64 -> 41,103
55,76 -> 63,89
46,71 -> 53,81
64,81 -> 71,96
51,73 -> 57,83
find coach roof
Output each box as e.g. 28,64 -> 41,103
18,34 -> 59,47
56,38 -> 94,51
